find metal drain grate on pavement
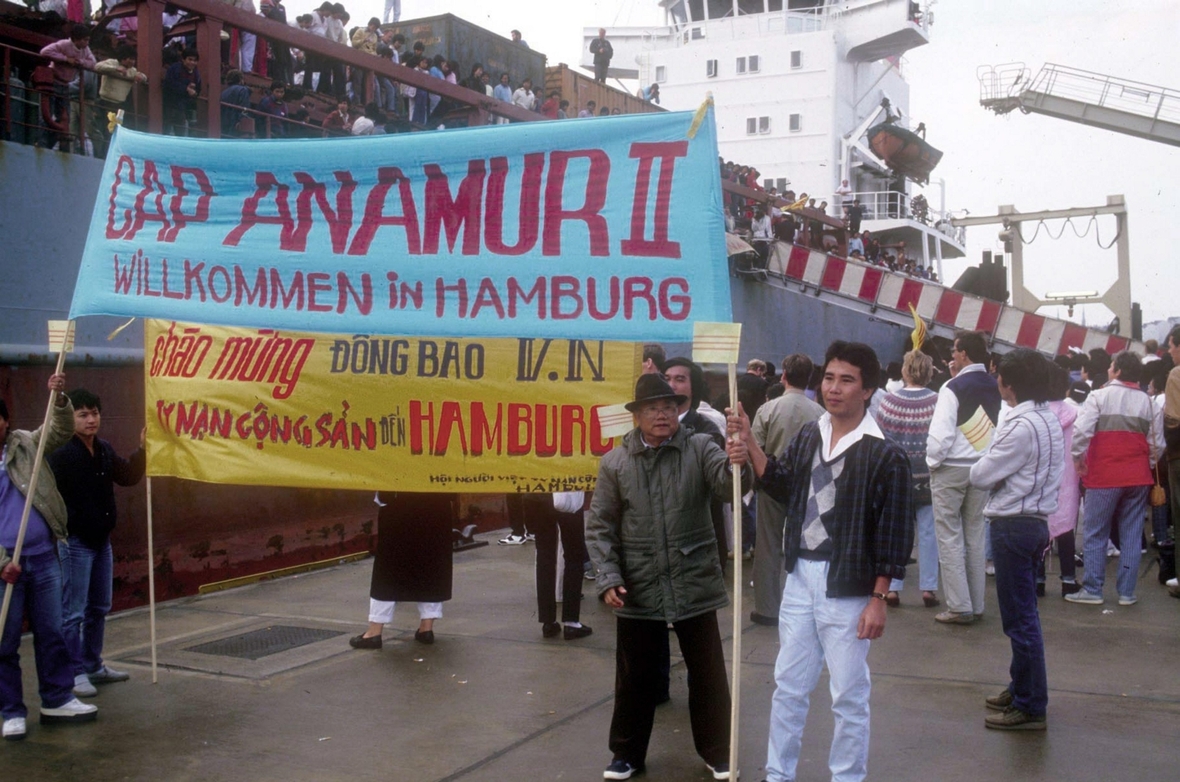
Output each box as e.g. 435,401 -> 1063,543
184,625 -> 345,661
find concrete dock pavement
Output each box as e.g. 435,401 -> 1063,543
7,533 -> 1179,781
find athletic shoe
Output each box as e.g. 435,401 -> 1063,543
934,611 -> 975,625
985,562 -> 995,576
603,759 -> 643,779
498,534 -> 526,546
1107,545 -> 1120,558
705,760 -> 738,779
1118,595 -> 1138,606
39,698 -> 97,724
1064,591 -> 1104,605
985,688 -> 1013,712
984,706 -> 1046,731
87,665 -> 130,684
1167,577 -> 1179,589
2,717 -> 26,741
73,674 -> 97,698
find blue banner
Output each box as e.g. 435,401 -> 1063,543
70,110 -> 731,341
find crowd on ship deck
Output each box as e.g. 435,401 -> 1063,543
0,7 -> 661,154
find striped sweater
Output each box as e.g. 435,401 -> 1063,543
876,387 -> 939,505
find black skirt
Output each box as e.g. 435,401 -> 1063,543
369,492 -> 457,603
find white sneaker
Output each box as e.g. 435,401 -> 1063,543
1118,595 -> 1138,606
39,697 -> 97,724
985,562 -> 995,576
1064,591 -> 1104,605
498,534 -> 526,546
1107,545 -> 1120,558
73,673 -> 98,698
2,717 -> 26,741
1166,578 -> 1178,589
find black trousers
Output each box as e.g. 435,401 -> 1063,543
534,508 -> 587,624
610,612 -> 730,767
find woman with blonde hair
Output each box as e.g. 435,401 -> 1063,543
876,350 -> 941,606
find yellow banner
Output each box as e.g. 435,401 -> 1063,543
145,320 -> 641,493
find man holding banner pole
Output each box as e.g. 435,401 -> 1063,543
2,374 -> 99,741
726,341 -> 912,782
587,373 -> 749,781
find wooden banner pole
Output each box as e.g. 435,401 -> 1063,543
727,361 -> 742,779
146,476 -> 158,684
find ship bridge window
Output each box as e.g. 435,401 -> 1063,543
790,50 -> 803,68
738,0 -> 767,14
736,57 -> 745,74
736,56 -> 760,74
749,55 -> 760,72
706,59 -> 718,77
758,116 -> 771,133
706,0 -> 732,19
688,0 -> 704,22
747,116 -> 771,135
768,0 -> 783,10
655,65 -> 667,83
789,113 -> 802,132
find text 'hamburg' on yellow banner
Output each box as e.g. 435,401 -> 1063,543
144,320 -> 641,493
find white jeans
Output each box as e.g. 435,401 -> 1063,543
766,559 -> 871,782
238,32 -> 256,73
383,0 -> 400,23
368,599 -> 442,623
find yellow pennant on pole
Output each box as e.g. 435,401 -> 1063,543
908,303 -> 928,349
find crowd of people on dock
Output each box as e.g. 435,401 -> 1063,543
4,328 -> 1178,780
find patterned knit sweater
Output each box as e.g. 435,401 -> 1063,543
876,387 -> 938,506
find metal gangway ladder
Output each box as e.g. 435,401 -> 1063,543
977,62 -> 1180,146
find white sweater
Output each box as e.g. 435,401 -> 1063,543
969,401 -> 1064,519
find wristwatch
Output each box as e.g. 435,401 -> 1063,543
871,592 -> 887,601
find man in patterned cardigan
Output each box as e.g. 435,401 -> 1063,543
727,341 -> 913,782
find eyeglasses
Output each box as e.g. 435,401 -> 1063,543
639,403 -> 678,419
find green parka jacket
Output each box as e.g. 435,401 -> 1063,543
586,424 -> 749,623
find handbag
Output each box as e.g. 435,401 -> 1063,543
1150,407 -> 1167,507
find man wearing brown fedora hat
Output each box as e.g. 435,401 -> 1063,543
587,374 -> 748,781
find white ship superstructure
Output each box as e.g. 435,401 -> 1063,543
585,0 -> 966,270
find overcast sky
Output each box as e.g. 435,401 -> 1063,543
285,0 -> 1180,328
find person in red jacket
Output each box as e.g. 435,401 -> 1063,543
1066,351 -> 1164,606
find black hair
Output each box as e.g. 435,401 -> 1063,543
115,44 -> 136,61
0,399 -> 7,421
766,383 -> 784,400
412,40 -> 425,51
392,33 -> 405,44
368,16 -> 380,26
1168,325 -> 1180,351
823,341 -> 881,405
662,357 -> 707,409
642,343 -> 666,372
70,24 -> 91,40
270,79 -> 285,91
885,361 -> 902,382
1110,350 -> 1143,383
1088,348 -> 1111,373
1147,359 -> 1172,394
225,69 -> 243,85
781,353 -> 813,390
953,330 -> 989,364
432,53 -> 445,67
66,388 -> 102,412
997,349 -> 1050,404
737,373 -> 768,419
1052,354 -> 1072,371
1047,364 -> 1070,402
181,47 -> 199,60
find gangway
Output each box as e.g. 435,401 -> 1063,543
978,63 -> 1180,146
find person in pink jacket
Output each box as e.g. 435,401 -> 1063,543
1041,365 -> 1081,597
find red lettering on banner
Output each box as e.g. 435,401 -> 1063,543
470,402 -> 502,455
348,166 -> 420,255
435,278 -> 469,318
469,277 -> 506,319
432,401 -> 469,456
163,166 -> 214,243
222,172 -> 295,247
234,266 -> 268,307
506,277 -> 546,319
507,403 -> 532,456
586,277 -> 620,320
292,171 -> 357,253
105,155 -> 136,239
307,272 -> 333,312
160,259 -> 186,300
551,276 -> 583,320
621,141 -> 687,258
424,161 -> 485,255
542,150 -> 610,257
485,154 -> 544,255
127,160 -> 171,242
623,277 -> 657,320
658,277 -> 691,320
336,271 -> 373,315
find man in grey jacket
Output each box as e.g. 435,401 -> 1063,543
587,373 -> 747,781
969,350 -> 1063,731
1,374 -> 98,741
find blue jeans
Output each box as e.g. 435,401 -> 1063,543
990,516 -> 1049,717
890,504 -> 938,592
0,549 -> 75,718
1081,486 -> 1148,599
60,538 -> 113,677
